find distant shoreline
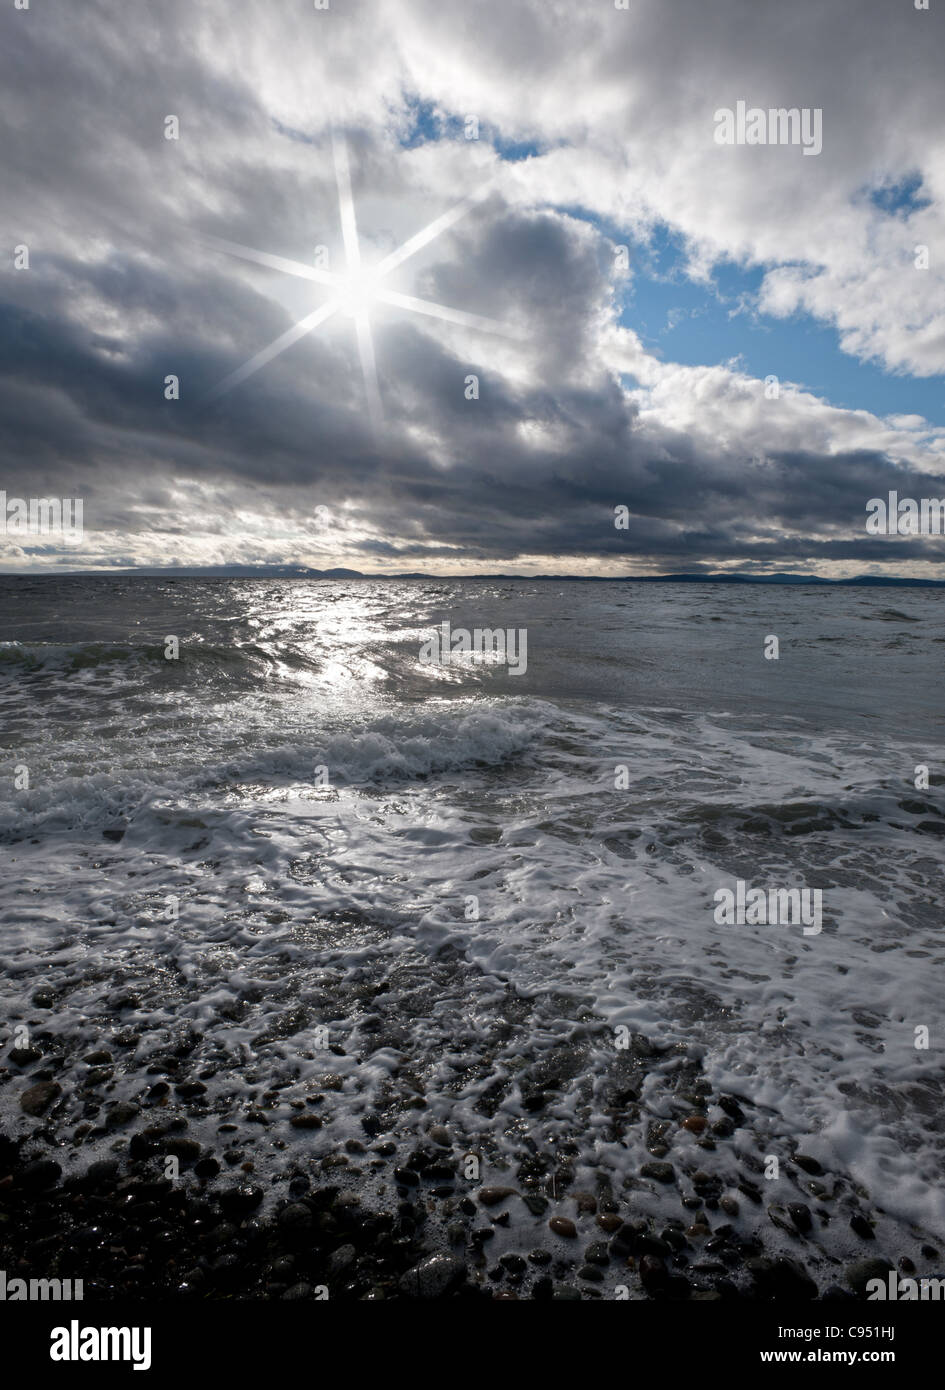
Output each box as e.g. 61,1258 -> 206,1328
1,569 -> 943,588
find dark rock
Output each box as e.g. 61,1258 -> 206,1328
399,1253 -> 466,1298
846,1257 -> 893,1294
165,1138 -> 202,1165
548,1216 -> 577,1238
850,1213 -> 875,1240
788,1202 -> 812,1233
105,1102 -> 140,1128
282,1283 -> 314,1300
639,1254 -> 668,1291
640,1161 -> 675,1183
747,1256 -> 817,1299
499,1253 -> 527,1274
328,1244 -> 356,1276
278,1202 -> 313,1236
478,1185 -> 515,1206
522,1194 -> 548,1216
86,1160 -> 119,1187
717,1095 -> 746,1124
218,1185 -> 264,1216
18,1158 -> 62,1189
659,1227 -> 688,1252
20,1080 -> 61,1116
175,1080 -> 207,1099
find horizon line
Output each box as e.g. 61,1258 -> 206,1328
1,566 -> 944,587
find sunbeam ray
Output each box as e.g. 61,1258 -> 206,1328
210,299 -> 341,399
199,234 -> 339,289
372,180 -> 496,280
376,288 -> 519,338
354,311 -> 383,433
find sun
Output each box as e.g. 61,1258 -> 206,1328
204,128 -> 521,433
336,268 -> 378,319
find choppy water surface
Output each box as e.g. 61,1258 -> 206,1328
1,577 -> 943,1289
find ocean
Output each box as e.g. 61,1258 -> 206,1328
1,576 -> 943,1298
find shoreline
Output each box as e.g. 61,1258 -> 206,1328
2,1029 -> 939,1302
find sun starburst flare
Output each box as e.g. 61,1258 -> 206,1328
204,133 -> 519,429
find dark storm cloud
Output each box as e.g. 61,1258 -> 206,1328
1,0 -> 943,573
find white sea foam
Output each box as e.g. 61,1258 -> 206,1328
2,579 -> 943,1289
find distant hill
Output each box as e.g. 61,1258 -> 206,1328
5,565 -> 944,587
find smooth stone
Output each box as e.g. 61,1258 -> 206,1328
328,1244 -> 357,1275
399,1253 -> 466,1298
20,1080 -> 61,1116
640,1162 -> 675,1183
788,1203 -> 812,1233
499,1253 -> 527,1274
478,1185 -> 515,1206
17,1158 -> 62,1189
639,1254 -> 668,1290
850,1213 -> 875,1240
747,1256 -> 817,1299
278,1202 -> 313,1233
845,1257 -> 893,1294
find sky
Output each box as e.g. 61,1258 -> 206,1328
1,0 -> 944,578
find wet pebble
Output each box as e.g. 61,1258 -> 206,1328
478,1185 -> 515,1206
850,1213 -> 875,1240
20,1080 -> 61,1116
399,1253 -> 466,1298
640,1162 -> 675,1183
